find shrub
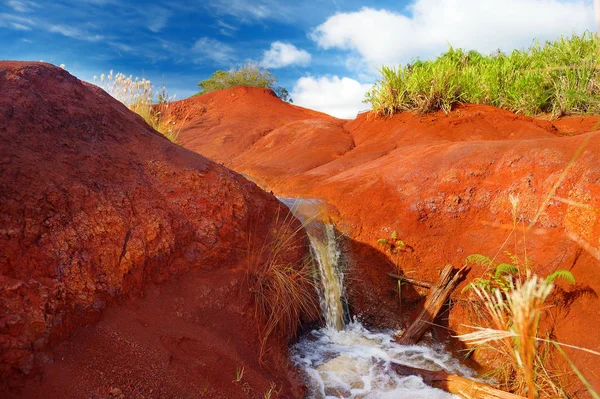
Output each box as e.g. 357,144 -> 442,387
197,62 -> 293,102
366,32 -> 600,117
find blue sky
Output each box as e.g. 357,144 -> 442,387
1,0 -> 597,118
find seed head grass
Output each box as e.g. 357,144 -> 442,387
458,276 -> 563,398
94,71 -> 182,143
366,32 -> 600,118
246,206 -> 320,363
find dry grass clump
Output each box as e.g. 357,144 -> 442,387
94,71 -> 183,143
246,207 -> 320,362
366,32 -> 600,117
459,275 -> 559,398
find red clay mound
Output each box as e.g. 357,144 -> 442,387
0,62 -> 314,397
174,88 -> 600,394
171,86 -> 335,165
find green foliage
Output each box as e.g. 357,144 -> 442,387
377,230 -> 406,254
463,253 -> 576,293
197,62 -> 293,102
545,269 -> 576,285
366,32 -> 600,117
494,263 -> 519,278
465,254 -> 493,267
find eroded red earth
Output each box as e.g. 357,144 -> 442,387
0,63 -> 314,398
172,87 -> 600,396
2,64 -> 600,398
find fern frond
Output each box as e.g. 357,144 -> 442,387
545,269 -> 576,285
494,263 -> 519,278
465,254 -> 493,267
377,238 -> 390,246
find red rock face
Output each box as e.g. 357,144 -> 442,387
176,87 -> 600,394
0,62 -> 312,397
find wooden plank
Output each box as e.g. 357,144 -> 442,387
391,363 -> 525,399
395,264 -> 469,345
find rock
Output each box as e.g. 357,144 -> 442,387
0,62 -> 314,397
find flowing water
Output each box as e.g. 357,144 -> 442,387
281,198 -> 475,399
279,198 -> 347,330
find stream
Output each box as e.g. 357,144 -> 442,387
280,198 -> 476,399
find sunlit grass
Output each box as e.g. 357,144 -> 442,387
94,71 -> 182,143
246,206 -> 320,363
366,32 -> 600,117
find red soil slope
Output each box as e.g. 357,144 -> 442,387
0,63 -> 314,398
176,87 -> 600,395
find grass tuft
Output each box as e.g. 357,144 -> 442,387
94,71 -> 183,143
458,275 -> 559,398
246,206 -> 320,363
366,32 -> 600,118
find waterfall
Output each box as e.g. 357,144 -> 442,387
280,197 -> 476,398
279,198 -> 347,330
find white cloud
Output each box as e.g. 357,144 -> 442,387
10,22 -> 30,30
49,25 -> 103,41
217,19 -> 237,36
312,1 -> 596,68
7,0 -> 38,13
0,13 -> 35,30
291,76 -> 371,119
193,37 -> 235,65
260,42 -> 311,69
143,6 -> 171,32
207,0 -> 289,23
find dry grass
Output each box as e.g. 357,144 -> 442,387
246,206 -> 320,362
458,276 -> 563,398
94,71 -> 182,143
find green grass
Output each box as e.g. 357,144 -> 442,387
366,32 -> 600,118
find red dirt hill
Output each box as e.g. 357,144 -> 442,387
0,63 -> 314,398
175,87 -> 600,395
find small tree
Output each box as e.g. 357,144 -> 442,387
197,62 -> 293,102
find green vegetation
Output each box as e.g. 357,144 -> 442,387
377,230 -> 407,271
377,230 -> 409,305
197,62 -> 293,102
462,253 -> 575,293
366,32 -> 600,117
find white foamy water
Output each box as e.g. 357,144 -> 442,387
280,197 -> 476,398
292,321 -> 476,399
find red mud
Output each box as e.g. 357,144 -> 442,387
0,63 -> 313,398
176,87 -> 600,396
